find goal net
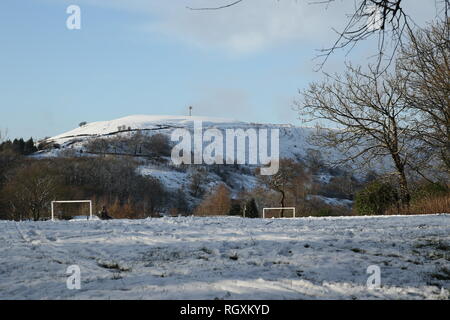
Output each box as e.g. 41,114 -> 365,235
51,200 -> 93,221
263,207 -> 296,218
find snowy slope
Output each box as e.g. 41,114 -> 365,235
44,115 -> 396,171
0,215 -> 448,300
51,115 -> 247,143
44,114 -> 331,162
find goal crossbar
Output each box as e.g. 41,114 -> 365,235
263,207 -> 296,218
51,200 -> 93,221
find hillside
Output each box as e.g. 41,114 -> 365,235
45,115 -> 322,161
30,115 -> 391,214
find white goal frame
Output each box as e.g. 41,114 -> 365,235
262,207 -> 296,218
51,200 -> 93,221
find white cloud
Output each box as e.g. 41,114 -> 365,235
59,0 -> 352,54
145,0 -> 348,54
55,0 -> 439,55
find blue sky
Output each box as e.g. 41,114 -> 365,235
0,0 -> 437,139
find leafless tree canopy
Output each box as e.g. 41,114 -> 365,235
315,0 -> 411,71
397,19 -> 450,175
295,64 -> 414,205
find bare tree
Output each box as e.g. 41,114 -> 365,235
189,168 -> 208,197
398,19 -> 450,178
295,64 -> 413,207
2,162 -> 60,221
85,137 -> 110,156
259,158 -> 310,216
194,183 -> 231,216
313,0 -> 412,72
142,133 -> 172,157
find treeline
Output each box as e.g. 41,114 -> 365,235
189,157 -> 353,218
0,138 -> 37,156
190,154 -> 450,218
0,150 -> 179,220
0,136 -> 447,219
84,132 -> 172,158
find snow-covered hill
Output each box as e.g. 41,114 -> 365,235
33,115 -> 384,209
45,114 -> 325,162
51,115 -> 248,143
0,215 -> 448,299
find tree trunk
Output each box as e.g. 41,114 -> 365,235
279,190 -> 286,218
392,155 -> 410,209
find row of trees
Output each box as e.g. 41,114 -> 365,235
85,132 -> 171,158
0,138 -> 37,156
1,136 -> 446,219
188,133 -> 449,217
0,152 -> 171,220
190,157 -> 358,218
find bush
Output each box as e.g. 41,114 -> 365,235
301,197 -> 351,217
189,168 -> 207,197
386,193 -> 450,215
412,182 -> 448,201
85,138 -> 110,155
228,202 -> 243,216
245,198 -> 259,218
143,134 -> 171,157
354,181 -> 399,215
169,188 -> 190,216
385,181 -> 450,215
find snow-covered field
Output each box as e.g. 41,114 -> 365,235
0,215 -> 449,300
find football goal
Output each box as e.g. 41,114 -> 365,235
262,207 -> 296,218
51,200 -> 93,221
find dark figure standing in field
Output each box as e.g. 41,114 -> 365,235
100,206 -> 112,220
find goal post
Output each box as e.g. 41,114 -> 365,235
263,207 -> 296,218
51,200 -> 93,221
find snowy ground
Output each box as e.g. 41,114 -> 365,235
0,215 -> 449,300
